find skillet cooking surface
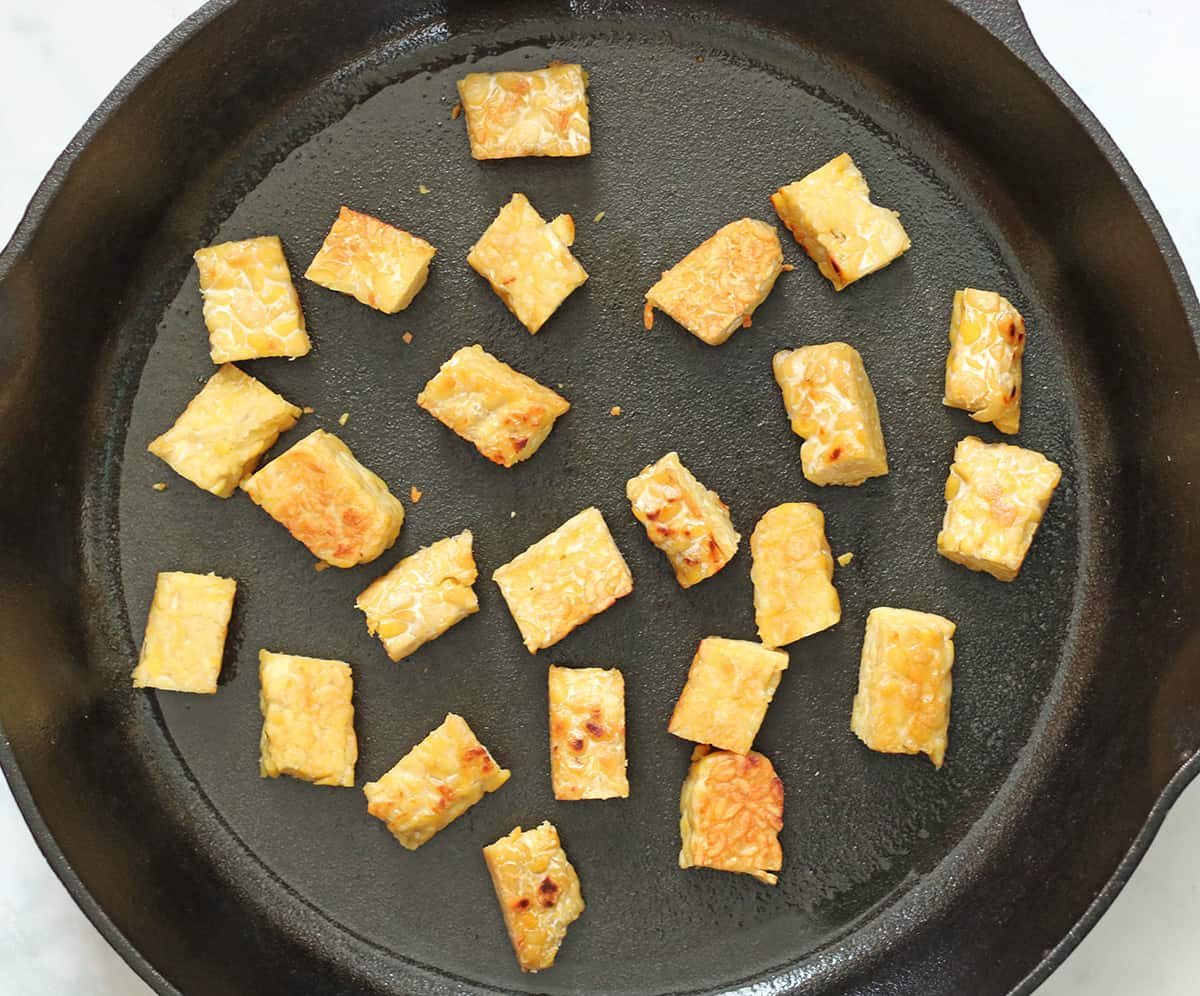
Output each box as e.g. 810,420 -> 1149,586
3,2 -> 1198,995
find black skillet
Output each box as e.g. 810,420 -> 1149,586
1,1 -> 1197,994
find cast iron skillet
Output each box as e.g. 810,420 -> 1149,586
1,1 -> 1197,993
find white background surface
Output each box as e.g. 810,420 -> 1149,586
0,2 -> 1196,994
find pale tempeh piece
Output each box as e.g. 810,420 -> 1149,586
493,507 -> 633,654
148,364 -> 301,498
668,637 -> 789,755
771,153 -> 910,291
548,666 -> 628,800
943,288 -> 1026,434
850,608 -> 955,768
304,206 -> 436,314
132,572 -> 236,694
483,821 -> 585,972
937,435 -> 1062,581
258,650 -> 357,786
467,193 -> 588,333
679,745 -> 783,885
356,531 -> 479,662
750,503 -> 840,647
644,218 -> 784,346
417,344 -> 570,467
364,713 -> 510,849
241,429 -> 404,568
772,342 -> 888,486
626,451 -> 740,588
194,236 -> 310,362
457,63 -> 591,160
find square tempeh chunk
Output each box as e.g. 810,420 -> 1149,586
241,429 -> 404,568
644,218 -> 784,346
417,344 -> 571,467
457,63 -> 591,160
771,153 -> 911,291
356,530 -> 479,662
483,821 -> 585,972
937,435 -> 1062,581
258,650 -> 357,786
493,507 -> 633,654
304,206 -> 436,314
132,571 -> 236,693
750,502 -> 840,648
850,607 -> 955,768
626,451 -> 740,588
669,637 -> 789,755
773,342 -> 889,486
679,746 -> 783,885
943,288 -> 1026,434
194,236 -> 310,362
467,193 -> 587,333
364,713 -> 510,850
548,666 -> 628,800
147,364 -> 302,498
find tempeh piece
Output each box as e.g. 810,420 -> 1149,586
258,650 -> 357,786
943,288 -> 1026,434
937,435 -> 1061,581
644,218 -> 784,346
679,745 -> 783,885
132,571 -> 236,694
417,344 -> 570,467
548,666 -> 628,800
850,607 -> 955,768
669,637 -> 789,755
750,502 -> 840,647
364,713 -> 510,849
626,451 -> 740,588
493,507 -> 633,653
483,822 -> 585,972
241,429 -> 404,567
356,531 -> 479,662
772,342 -> 888,486
771,152 -> 910,290
457,63 -> 591,160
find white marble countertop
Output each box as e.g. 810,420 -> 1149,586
0,2 -> 1196,993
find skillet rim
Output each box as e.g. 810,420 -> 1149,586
0,2 -> 1197,995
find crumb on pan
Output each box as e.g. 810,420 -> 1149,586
411,486 -> 423,503
402,332 -> 414,344
418,183 -> 430,195
510,510 -> 517,518
303,406 -> 315,414
152,482 -> 168,492
451,102 -> 462,119
610,405 -> 622,417
838,552 -> 854,566
593,211 -> 606,223
338,412 -> 350,426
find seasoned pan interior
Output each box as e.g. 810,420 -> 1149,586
23,2 -> 1165,994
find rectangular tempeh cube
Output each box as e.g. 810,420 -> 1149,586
493,507 -> 633,654
194,236 -> 311,362
772,342 -> 889,486
467,193 -> 588,333
548,666 -> 628,800
132,571 -> 236,694
304,206 -> 436,313
850,607 -> 955,768
148,364 -> 302,498
259,650 -> 357,786
364,713 -> 510,850
483,821 -> 585,972
457,63 -> 591,160
750,502 -> 840,648
626,451 -> 740,588
644,218 -> 784,346
241,429 -> 404,567
771,153 -> 910,291
943,288 -> 1026,434
937,435 -> 1062,581
679,745 -> 783,885
417,344 -> 571,467
356,530 -> 479,662
668,637 -> 789,755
